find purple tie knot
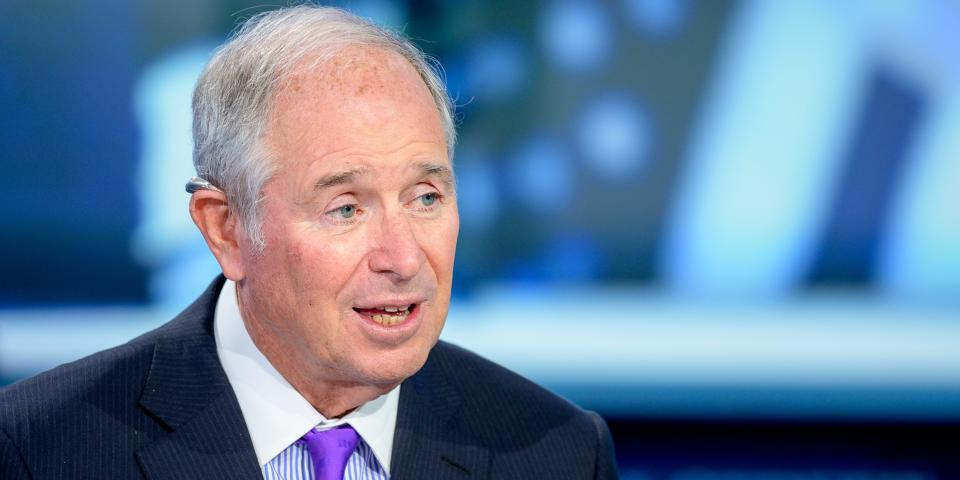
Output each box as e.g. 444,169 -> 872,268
299,424 -> 360,480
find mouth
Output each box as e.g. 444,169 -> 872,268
353,303 -> 418,326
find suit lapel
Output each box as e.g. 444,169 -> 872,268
135,278 -> 262,479
132,278 -> 488,479
391,348 -> 490,479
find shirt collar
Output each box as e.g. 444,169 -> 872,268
213,279 -> 399,472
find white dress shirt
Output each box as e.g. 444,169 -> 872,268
214,279 -> 398,478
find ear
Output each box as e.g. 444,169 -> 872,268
189,190 -> 246,281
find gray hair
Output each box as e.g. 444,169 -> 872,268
192,5 -> 456,249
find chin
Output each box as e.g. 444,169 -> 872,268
353,344 -> 433,388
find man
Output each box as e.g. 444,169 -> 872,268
0,5 -> 617,479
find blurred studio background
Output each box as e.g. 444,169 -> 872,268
2,0 -> 959,477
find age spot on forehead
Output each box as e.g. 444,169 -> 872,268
272,47 -> 422,123
320,47 -> 421,101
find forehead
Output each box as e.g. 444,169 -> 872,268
265,46 -> 444,153
302,46 -> 422,98
264,47 -> 449,180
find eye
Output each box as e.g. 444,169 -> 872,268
419,192 -> 439,207
409,190 -> 443,213
334,204 -> 357,218
325,202 -> 360,223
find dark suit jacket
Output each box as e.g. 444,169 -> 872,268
0,277 -> 618,479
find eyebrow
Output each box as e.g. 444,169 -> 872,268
415,161 -> 456,192
310,162 -> 455,192
313,167 -> 371,191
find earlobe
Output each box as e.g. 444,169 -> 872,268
189,191 -> 246,281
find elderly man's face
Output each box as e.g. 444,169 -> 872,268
239,47 -> 458,390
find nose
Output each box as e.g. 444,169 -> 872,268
367,210 -> 426,282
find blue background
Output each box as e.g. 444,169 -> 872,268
2,0 -> 959,477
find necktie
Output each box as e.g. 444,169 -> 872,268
299,424 -> 360,480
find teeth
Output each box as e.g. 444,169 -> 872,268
363,304 -> 415,326
371,311 -> 409,326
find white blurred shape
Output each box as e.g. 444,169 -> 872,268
879,92 -> 960,301
867,1 -> 960,302
661,0 -> 868,298
131,44 -> 221,314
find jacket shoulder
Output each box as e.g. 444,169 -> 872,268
0,329 -> 161,477
429,340 -> 586,420
0,278 -> 219,422
0,330 -> 157,420
422,341 -> 618,478
0,277 -> 224,477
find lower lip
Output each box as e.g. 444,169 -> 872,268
353,304 -> 423,345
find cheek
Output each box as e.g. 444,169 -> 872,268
292,238 -> 365,301
285,244 -> 304,261
439,212 -> 460,270
432,213 -> 459,277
